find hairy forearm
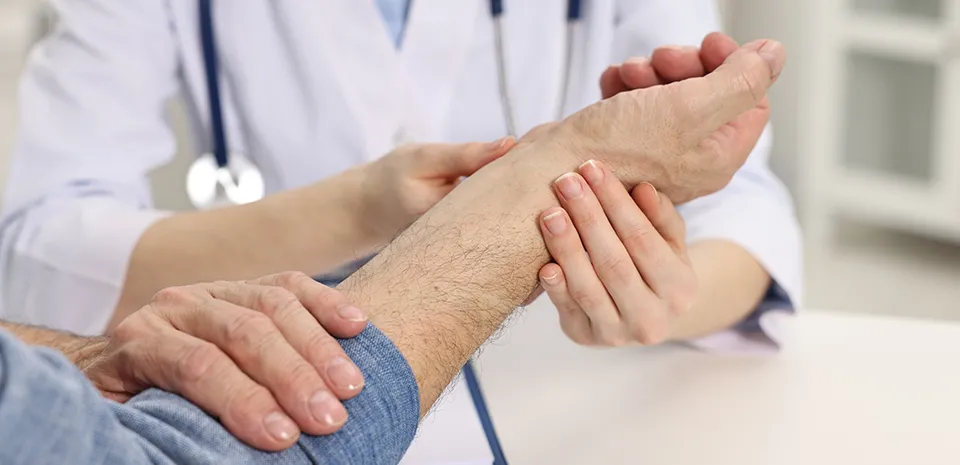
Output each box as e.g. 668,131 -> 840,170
111,167 -> 378,330
338,142 -> 584,416
667,240 -> 771,340
0,321 -> 108,369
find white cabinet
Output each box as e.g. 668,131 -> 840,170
802,0 -> 960,242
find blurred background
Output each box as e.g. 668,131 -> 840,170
2,0 -> 960,322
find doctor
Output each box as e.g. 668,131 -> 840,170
0,0 -> 799,463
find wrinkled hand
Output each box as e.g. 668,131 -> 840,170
539,160 -> 696,346
82,272 -> 368,451
359,138 -> 516,241
549,32 -> 784,203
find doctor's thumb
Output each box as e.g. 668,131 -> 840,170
670,39 -> 785,141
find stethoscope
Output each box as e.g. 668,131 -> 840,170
187,0 -> 583,209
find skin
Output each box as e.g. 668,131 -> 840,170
338,37 -> 786,416
110,139 -> 515,331
4,33 -> 785,454
2,274 -> 369,451
539,32 -> 774,345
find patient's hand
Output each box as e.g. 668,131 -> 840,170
82,273 -> 367,451
547,32 -> 783,204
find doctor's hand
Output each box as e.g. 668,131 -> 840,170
538,160 -> 696,346
558,32 -> 784,204
80,272 -> 368,451
600,32 -> 749,100
358,138 -> 516,242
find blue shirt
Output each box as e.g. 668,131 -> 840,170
375,0 -> 411,47
0,325 -> 420,465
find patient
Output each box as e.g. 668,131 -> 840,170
0,39 -> 784,465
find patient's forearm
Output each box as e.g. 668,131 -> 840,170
0,321 -> 108,368
338,142 -> 586,416
667,240 -> 771,340
338,41 -> 782,414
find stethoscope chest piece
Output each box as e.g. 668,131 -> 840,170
187,152 -> 265,209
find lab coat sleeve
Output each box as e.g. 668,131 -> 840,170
612,0 -> 803,350
0,0 -> 180,334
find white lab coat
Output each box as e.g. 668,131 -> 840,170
0,0 -> 802,462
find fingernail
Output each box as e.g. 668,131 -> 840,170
336,304 -> 367,322
541,271 -> 559,286
264,411 -> 299,442
555,173 -> 583,200
326,357 -> 364,391
578,160 -> 603,185
487,137 -> 507,150
309,390 -> 348,426
641,182 -> 660,202
625,56 -> 649,66
757,40 -> 785,78
542,211 -> 568,235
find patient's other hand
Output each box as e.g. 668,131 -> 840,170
83,273 -> 368,451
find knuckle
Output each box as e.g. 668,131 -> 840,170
113,316 -> 149,343
594,253 -> 637,287
227,385 -> 274,420
304,329 -> 340,359
573,208 -> 602,230
630,320 -> 666,346
224,311 -> 275,348
567,285 -> 605,312
152,286 -> 193,305
257,286 -> 300,318
278,361 -> 322,397
621,225 -> 660,258
273,271 -> 312,290
670,275 -> 700,315
598,328 -> 630,347
698,137 -> 723,161
178,342 -> 224,383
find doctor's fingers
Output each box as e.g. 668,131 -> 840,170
559,168 -> 675,344
413,138 -> 516,178
156,288 -> 350,437
634,33 -> 739,86
600,64 -> 631,99
699,32 -> 741,73
539,263 -> 595,345
643,33 -> 740,83
631,182 -> 689,261
663,39 -> 785,146
552,172 -> 670,345
604,53 -> 692,98
113,312 -> 301,451
602,34 -> 738,98
539,207 -> 630,346
577,162 -> 696,319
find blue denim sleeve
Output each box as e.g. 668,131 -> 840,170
0,325 -> 419,465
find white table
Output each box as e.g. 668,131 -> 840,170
476,299 -> 960,465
